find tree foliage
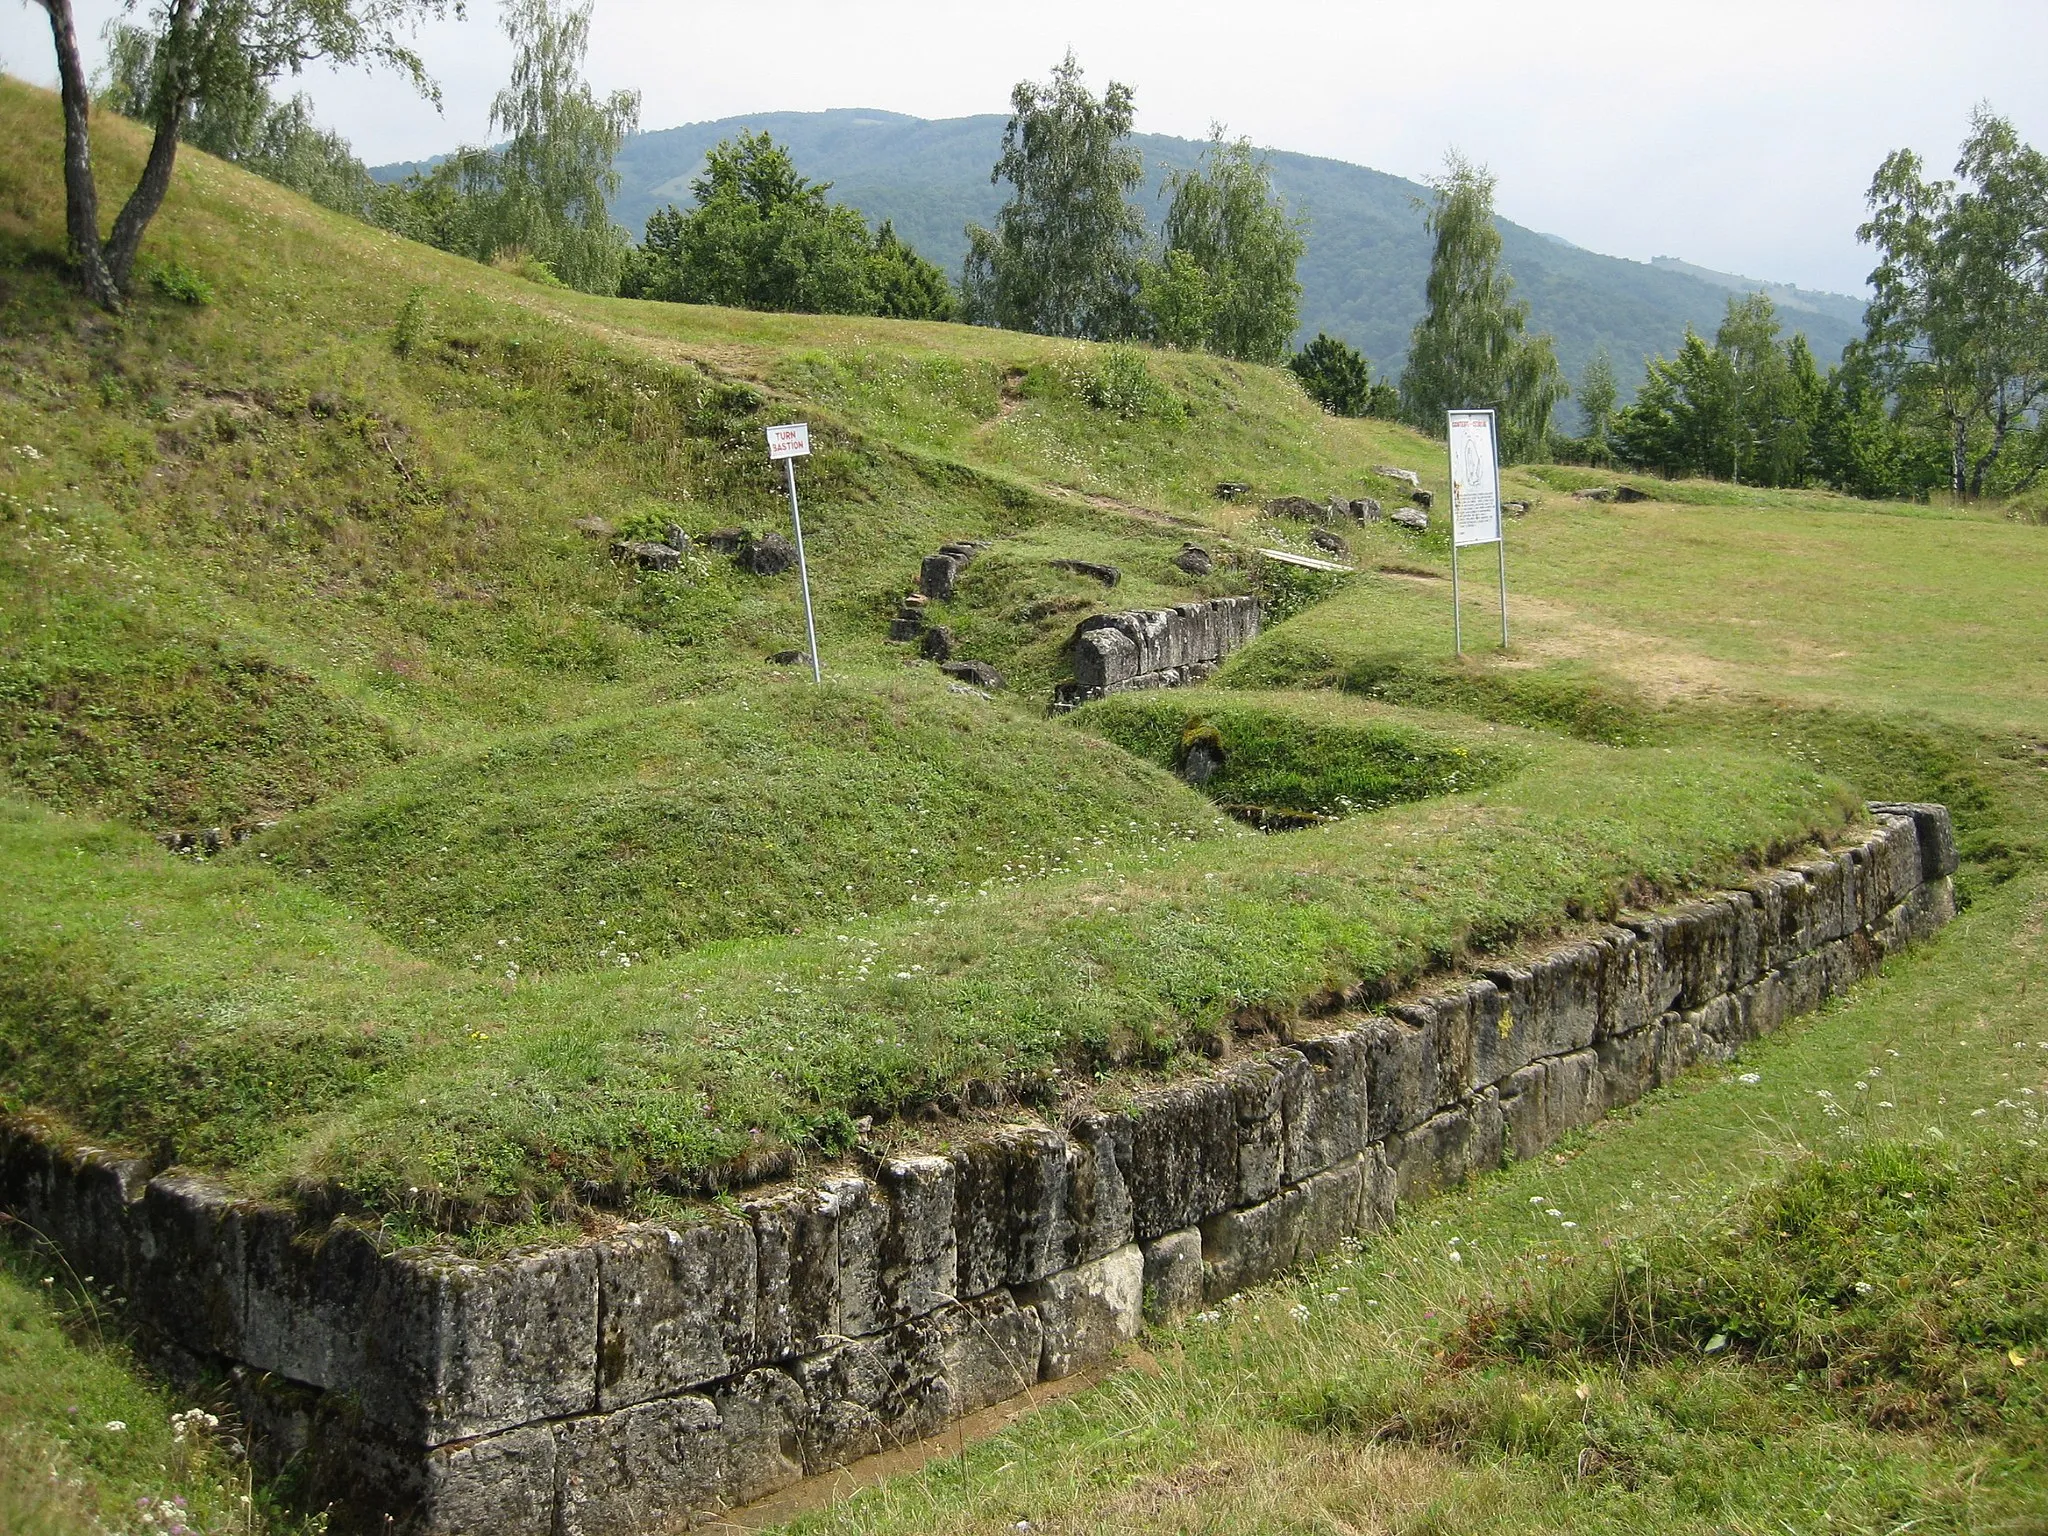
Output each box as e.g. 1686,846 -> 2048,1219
371,0 -> 637,293
1145,128 -> 1303,362
1860,108 -> 2048,498
27,0 -> 453,307
621,131 -> 952,319
1288,332 -> 1395,418
1576,349 -> 1617,445
964,52 -> 1146,340
1398,154 -> 1566,461
98,19 -> 378,217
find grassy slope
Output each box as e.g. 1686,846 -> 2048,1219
0,76 -> 1898,1226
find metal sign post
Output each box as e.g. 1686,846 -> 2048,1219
1445,408 -> 1509,654
765,422 -> 823,684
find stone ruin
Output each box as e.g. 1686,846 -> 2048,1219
1052,596 -> 1262,711
0,806 -> 1960,1532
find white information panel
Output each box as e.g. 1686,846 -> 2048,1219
765,422 -> 811,460
1447,409 -> 1501,548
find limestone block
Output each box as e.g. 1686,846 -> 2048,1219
1902,878 -> 1957,943
1868,815 -> 1925,914
1794,859 -> 1851,944
715,1367 -> 811,1506
1498,1062 -> 1552,1165
0,1132 -> 146,1299
240,1212 -> 383,1392
1654,896 -> 1741,1008
1356,1016 -> 1431,1141
938,1290 -> 1043,1416
1124,1081 -> 1240,1241
1869,801 -> 1959,881
1073,627 -> 1139,694
1546,1049 -> 1605,1136
1199,1155 -> 1372,1300
788,1328 -> 939,1472
1021,1242 -> 1143,1381
1735,970 -> 1791,1042
1385,1094 -> 1502,1209
1283,1030 -> 1369,1181
1064,1113 -> 1136,1265
822,1175 -> 885,1339
1470,971 -> 1528,1089
920,553 -> 963,601
417,1422 -> 559,1536
952,1126 -> 1070,1298
745,1190 -> 815,1362
1141,1228 -> 1204,1324
1225,1054 -> 1290,1204
1724,890 -> 1765,989
1387,989 -> 1477,1116
363,1241 -> 600,1445
1595,1027 -> 1658,1115
878,1154 -> 958,1322
554,1396 -> 728,1536
1780,950 -> 1828,1018
131,1174 -> 243,1360
597,1216 -> 758,1409
1534,942 -> 1604,1055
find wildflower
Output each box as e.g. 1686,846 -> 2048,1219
104,1421 -> 126,1432
1289,1303 -> 1311,1323
1561,1221 -> 1578,1229
1546,1208 -> 1562,1218
1854,1280 -> 1873,1295
1737,1072 -> 1761,1084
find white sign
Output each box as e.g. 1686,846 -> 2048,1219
765,422 -> 811,460
1447,409 -> 1501,548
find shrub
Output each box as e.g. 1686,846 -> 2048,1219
143,258 -> 214,306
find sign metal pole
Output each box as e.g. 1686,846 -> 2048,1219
1451,526 -> 1464,656
1492,421 -> 1509,649
766,423 -> 823,684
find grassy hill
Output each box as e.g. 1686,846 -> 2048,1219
383,108 -> 1868,395
7,70 -> 2048,1536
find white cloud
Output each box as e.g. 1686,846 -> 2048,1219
4,0 -> 2043,291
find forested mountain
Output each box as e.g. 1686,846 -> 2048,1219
379,107 -> 1867,395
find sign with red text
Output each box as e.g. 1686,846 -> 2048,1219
765,422 -> 811,460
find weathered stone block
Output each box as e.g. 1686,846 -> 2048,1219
1225,1055 -> 1290,1204
364,1241 -> 600,1445
1595,1026 -> 1658,1114
1385,1094 -> 1503,1208
597,1216 -> 757,1409
1021,1242 -> 1143,1381
0,1133 -> 146,1300
1867,814 -> 1924,915
1200,1155 -> 1371,1300
1662,896 -> 1742,1008
937,1290 -> 1043,1417
555,1395 -> 727,1536
1356,1016 -> 1430,1141
1387,988 -> 1477,1115
822,1175 -> 885,1339
1534,942 -> 1604,1055
1283,1030 -> 1369,1180
133,1173 -> 243,1359
788,1326 -> 942,1472
952,1126 -> 1070,1298
1870,801 -> 1959,881
418,1422 -> 558,1536
1141,1228 -> 1204,1324
877,1155 -> 957,1323
1124,1081 -> 1239,1241
1064,1113 -> 1135,1264
240,1212 -> 382,1393
1546,1049 -> 1604,1136
1498,1062 -> 1552,1165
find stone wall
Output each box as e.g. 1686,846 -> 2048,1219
0,805 -> 1958,1534
1053,597 -> 1261,709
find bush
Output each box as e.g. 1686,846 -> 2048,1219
1075,346 -> 1181,422
142,258 -> 214,306
1289,332 -> 1394,418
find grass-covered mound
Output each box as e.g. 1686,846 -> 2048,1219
265,682 -> 1227,971
1073,690 -> 1519,820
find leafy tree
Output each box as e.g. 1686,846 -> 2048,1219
1860,107 -> 2048,498
622,131 -> 953,319
1147,128 -> 1303,362
469,0 -> 640,293
1576,349 -> 1617,445
26,0 -> 452,308
1398,153 -> 1566,461
1808,342 -> 1947,500
1289,332 -> 1382,416
963,51 -> 1146,340
98,21 -> 378,217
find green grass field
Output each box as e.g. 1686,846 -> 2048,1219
3,71 -> 2048,1533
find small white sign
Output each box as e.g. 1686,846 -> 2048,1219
766,422 -> 811,460
1447,409 -> 1501,548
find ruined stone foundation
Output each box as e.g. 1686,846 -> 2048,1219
0,804 -> 1958,1533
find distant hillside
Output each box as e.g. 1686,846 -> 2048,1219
378,108 -> 1868,403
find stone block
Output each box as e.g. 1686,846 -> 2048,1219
132,1173 -> 243,1360
1021,1243 -> 1143,1381
1064,1113 -> 1135,1264
937,1290 -> 1043,1417
788,1326 -> 943,1472
1533,942 -> 1604,1055
597,1216 -> 758,1409
920,553 -> 963,600
878,1154 -> 958,1323
715,1367 -> 811,1506
1385,1094 -> 1503,1209
0,1132 -> 146,1300
240,1212 -> 382,1392
1283,1031 -> 1369,1181
1073,628 -> 1139,694
1141,1228 -> 1204,1324
1356,1016 -> 1431,1141
1595,1027 -> 1658,1114
1735,970 -> 1790,1042
363,1241 -> 600,1445
1794,859 -> 1850,944
1387,988 -> 1477,1115
822,1175 -> 885,1339
1498,1061 -> 1552,1165
1869,801 -> 1959,880
1225,1054 -> 1290,1204
1661,896 -> 1742,1008
1199,1155 -> 1370,1300
1867,814 -> 1924,914
1546,1049 -> 1605,1136
1724,890 -> 1765,989
952,1126 -> 1070,1298
418,1422 -> 559,1536
554,1396 -> 728,1536
1124,1081 -> 1239,1241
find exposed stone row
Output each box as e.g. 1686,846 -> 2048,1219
0,806 -> 1957,1533
1055,596 -> 1263,709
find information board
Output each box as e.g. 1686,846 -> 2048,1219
1447,409 -> 1501,548
765,422 -> 811,460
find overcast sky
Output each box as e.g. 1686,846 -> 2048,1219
5,0 -> 2043,294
